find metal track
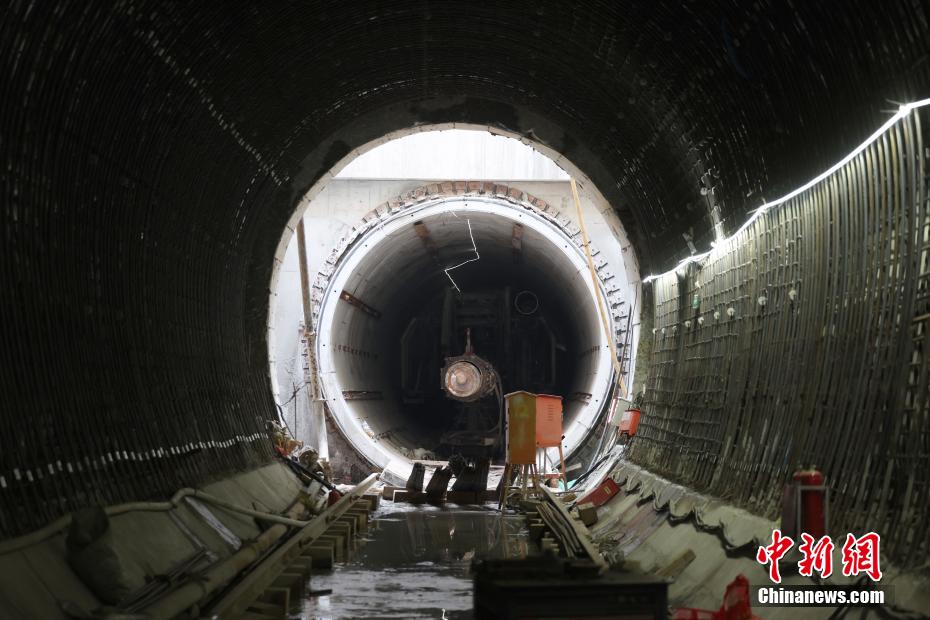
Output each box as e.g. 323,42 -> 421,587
531,486 -> 609,571
198,473 -> 379,619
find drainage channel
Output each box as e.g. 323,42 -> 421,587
198,472 -> 666,618
296,502 -> 534,619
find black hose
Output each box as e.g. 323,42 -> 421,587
569,450 -> 615,489
277,454 -> 337,491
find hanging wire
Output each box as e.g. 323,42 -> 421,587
443,218 -> 480,292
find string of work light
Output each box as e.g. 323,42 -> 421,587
642,98 -> 930,284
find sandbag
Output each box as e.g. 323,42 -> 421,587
66,506 -> 132,605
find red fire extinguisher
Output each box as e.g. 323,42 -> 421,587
792,467 -> 827,538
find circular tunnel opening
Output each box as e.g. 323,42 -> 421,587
315,196 -> 615,477
269,127 -> 642,483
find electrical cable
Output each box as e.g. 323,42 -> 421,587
0,487 -> 314,556
443,218 -> 480,292
273,402 -> 298,443
569,450 -> 616,490
277,454 -> 337,491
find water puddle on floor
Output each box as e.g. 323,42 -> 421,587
295,502 -> 533,619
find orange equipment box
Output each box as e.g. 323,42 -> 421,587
535,393 -> 563,448
578,477 -> 621,507
504,391 -> 536,465
619,408 -> 641,436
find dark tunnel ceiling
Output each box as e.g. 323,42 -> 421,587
10,2 -> 928,272
1,1 -> 930,526
8,1 -> 929,275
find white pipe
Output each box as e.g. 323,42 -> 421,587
140,472 -> 379,620
0,487 -> 312,556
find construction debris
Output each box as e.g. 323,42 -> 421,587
576,503 -> 598,527
270,421 -> 304,455
65,507 -> 132,606
406,462 -> 426,492
450,457 -> 491,493
425,466 -> 453,500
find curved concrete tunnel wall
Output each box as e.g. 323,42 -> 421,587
314,197 -> 615,479
1,1 -> 929,575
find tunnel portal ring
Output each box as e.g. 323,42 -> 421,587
309,182 -> 625,336
313,191 -> 620,482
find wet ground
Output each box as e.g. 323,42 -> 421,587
295,502 -> 533,619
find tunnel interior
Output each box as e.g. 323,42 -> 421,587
2,3 -> 930,603
314,197 -> 613,470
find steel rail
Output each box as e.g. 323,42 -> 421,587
0,486 -> 322,556
142,472 -> 380,620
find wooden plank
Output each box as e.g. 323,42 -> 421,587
381,486 -> 402,501
246,600 -> 285,616
271,572 -> 305,591
570,177 -> 625,393
344,508 -> 368,530
317,534 -> 346,560
288,556 -> 313,575
296,219 -> 313,331
302,544 -> 333,569
258,587 -> 289,612
539,484 -> 608,570
656,549 -> 696,580
392,489 -> 428,504
446,491 -> 480,504
329,520 -> 354,545
239,611 -> 280,620
204,473 -> 379,618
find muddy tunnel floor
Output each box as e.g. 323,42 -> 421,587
295,503 -> 534,619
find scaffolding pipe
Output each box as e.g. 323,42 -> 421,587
142,473 -> 380,620
0,488 -> 313,556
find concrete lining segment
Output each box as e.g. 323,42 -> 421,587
0,462 -> 305,619
315,196 -> 618,480
593,461 -> 930,616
